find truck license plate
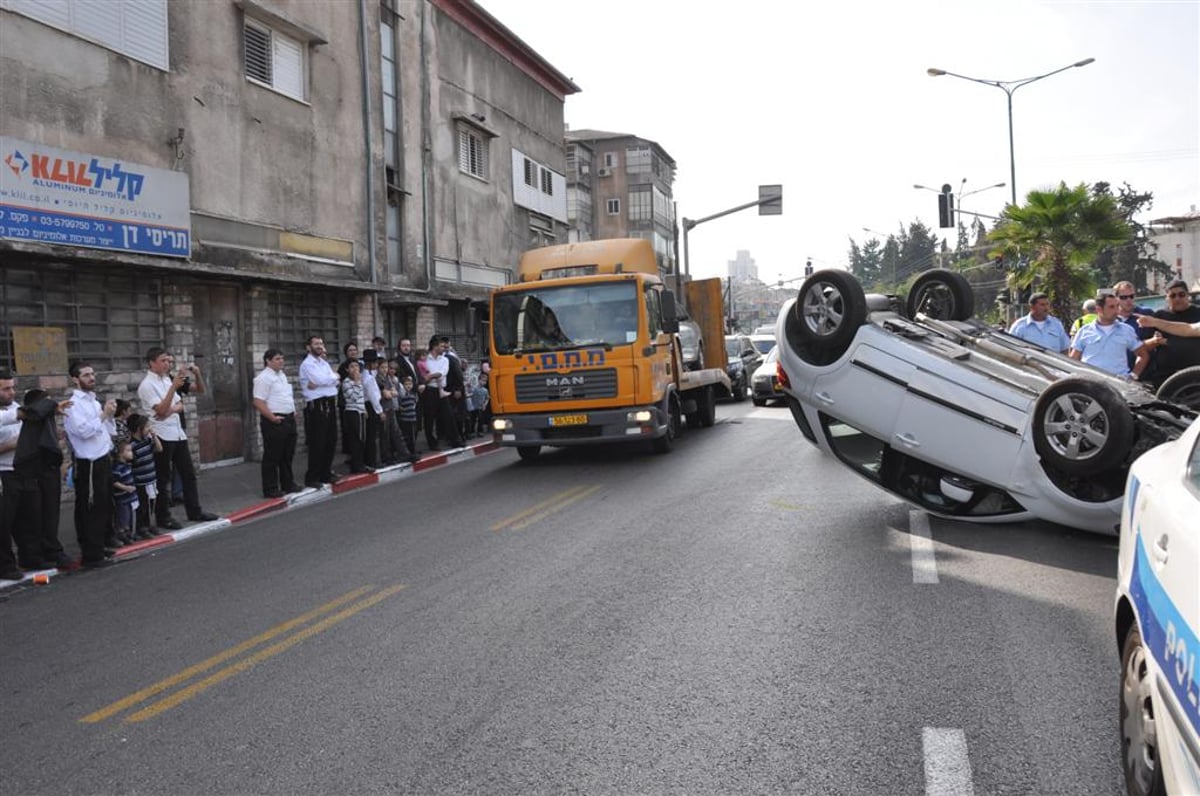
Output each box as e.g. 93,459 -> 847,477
549,414 -> 588,427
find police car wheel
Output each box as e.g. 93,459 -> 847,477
1119,623 -> 1167,796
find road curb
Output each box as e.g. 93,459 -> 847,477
0,439 -> 500,594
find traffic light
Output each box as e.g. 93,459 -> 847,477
804,258 -> 813,277
937,184 -> 955,228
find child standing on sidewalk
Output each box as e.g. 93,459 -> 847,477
127,414 -> 161,538
111,440 -> 138,545
341,360 -> 369,474
398,374 -> 419,460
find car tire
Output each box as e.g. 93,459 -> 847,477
1120,622 -> 1167,796
652,392 -> 681,454
1155,364 -> 1200,410
786,269 -> 868,366
1032,376 -> 1134,476
732,376 -> 747,402
905,269 -> 975,321
516,445 -> 541,461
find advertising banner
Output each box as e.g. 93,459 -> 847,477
0,136 -> 190,258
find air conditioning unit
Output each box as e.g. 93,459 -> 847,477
596,167 -> 611,177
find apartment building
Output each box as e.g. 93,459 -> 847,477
564,129 -> 677,277
0,0 -> 575,464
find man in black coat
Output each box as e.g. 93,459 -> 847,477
11,389 -> 71,569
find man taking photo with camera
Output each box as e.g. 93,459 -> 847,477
137,347 -> 218,529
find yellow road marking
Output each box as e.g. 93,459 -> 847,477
80,585 -> 375,724
491,485 -> 598,531
506,485 -> 601,532
123,585 -> 407,723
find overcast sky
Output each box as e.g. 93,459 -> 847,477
478,0 -> 1199,284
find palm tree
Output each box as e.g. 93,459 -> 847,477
988,182 -> 1131,325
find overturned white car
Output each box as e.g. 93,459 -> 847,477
774,269 -> 1197,533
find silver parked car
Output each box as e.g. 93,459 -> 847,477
773,268 -> 1195,533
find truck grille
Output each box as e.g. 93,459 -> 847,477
515,368 -> 618,403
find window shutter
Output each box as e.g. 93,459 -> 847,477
523,158 -> 535,187
458,129 -> 471,173
71,1 -> 122,51
244,21 -> 272,84
1,0 -> 71,31
121,0 -> 169,70
540,168 -> 552,196
272,31 -> 304,100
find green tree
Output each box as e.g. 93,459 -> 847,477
846,237 -> 884,287
1088,181 -> 1171,292
988,182 -> 1132,324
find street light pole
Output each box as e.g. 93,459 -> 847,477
926,58 -> 1095,206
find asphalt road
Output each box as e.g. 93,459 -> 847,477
0,399 -> 1126,795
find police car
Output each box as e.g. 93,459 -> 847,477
1114,414 -> 1200,795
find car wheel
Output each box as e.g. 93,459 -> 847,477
1155,364 -> 1200,410
652,392 -> 681,454
1120,623 -> 1166,796
1033,376 -> 1134,476
786,269 -> 868,366
732,375 -> 747,402
905,269 -> 975,321
516,445 -> 541,461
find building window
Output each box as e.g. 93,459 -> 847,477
459,127 -> 488,179
267,287 -> 352,359
523,157 -> 537,188
244,18 -> 306,101
0,266 -> 162,374
380,2 -> 402,274
1,0 -> 169,70
607,199 -> 621,216
540,168 -> 553,196
626,146 -> 651,174
529,213 -> 556,249
604,152 -> 617,169
628,188 -> 651,222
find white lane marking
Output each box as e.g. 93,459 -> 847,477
910,509 -> 939,584
922,727 -> 975,796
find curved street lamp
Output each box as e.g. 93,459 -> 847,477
926,59 -> 1095,205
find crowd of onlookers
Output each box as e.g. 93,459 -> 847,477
1006,278 -> 1200,385
0,333 -> 492,581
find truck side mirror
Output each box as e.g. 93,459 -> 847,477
660,291 -> 679,333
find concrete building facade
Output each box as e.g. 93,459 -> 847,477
0,0 -> 575,465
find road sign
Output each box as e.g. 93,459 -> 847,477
758,184 -> 782,215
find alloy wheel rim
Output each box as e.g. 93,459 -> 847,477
1042,392 -> 1108,460
802,284 -> 844,337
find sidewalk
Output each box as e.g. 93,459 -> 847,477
1,438 -> 499,592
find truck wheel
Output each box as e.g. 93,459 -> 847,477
1156,365 -> 1200,410
516,445 -> 541,461
732,375 -> 747,402
785,269 -> 867,366
698,385 -> 716,427
652,393 -> 681,454
1033,376 -> 1133,476
906,269 -> 974,321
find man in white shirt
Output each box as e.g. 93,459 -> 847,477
361,350 -> 385,468
299,335 -> 340,487
137,347 -> 218,529
0,369 -> 23,579
63,361 -> 118,567
252,349 -> 300,498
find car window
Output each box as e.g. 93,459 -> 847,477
752,338 -> 775,355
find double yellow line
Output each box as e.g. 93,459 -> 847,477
490,484 -> 602,532
81,584 -> 406,724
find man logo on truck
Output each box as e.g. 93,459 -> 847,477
545,375 -> 585,388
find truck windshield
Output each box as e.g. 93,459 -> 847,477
493,282 -> 639,355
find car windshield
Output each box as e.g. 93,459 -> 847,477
752,338 -> 775,355
491,282 -> 638,355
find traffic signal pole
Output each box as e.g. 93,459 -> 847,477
679,186 -> 782,301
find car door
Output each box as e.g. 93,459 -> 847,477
1129,426 -> 1200,794
811,341 -> 915,442
891,366 -> 1025,487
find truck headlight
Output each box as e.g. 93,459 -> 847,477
628,410 -> 652,423
492,418 -> 513,432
